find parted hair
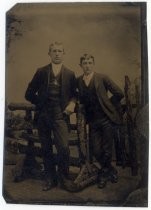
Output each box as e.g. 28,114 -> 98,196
80,54 -> 95,65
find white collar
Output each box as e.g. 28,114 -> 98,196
83,72 -> 94,86
52,63 -> 62,76
83,71 -> 94,80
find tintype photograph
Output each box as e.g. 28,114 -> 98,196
3,2 -> 149,207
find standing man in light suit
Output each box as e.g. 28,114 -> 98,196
77,54 -> 124,189
25,42 -> 76,191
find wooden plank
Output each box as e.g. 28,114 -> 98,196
21,132 -> 79,146
16,142 -> 81,167
8,103 -> 35,111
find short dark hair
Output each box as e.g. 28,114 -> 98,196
80,54 -> 95,65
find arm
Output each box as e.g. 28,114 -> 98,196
25,69 -> 41,105
64,73 -> 77,114
103,75 -> 124,105
70,72 -> 77,103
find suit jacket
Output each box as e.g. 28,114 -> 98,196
25,63 -> 76,111
77,72 -> 124,124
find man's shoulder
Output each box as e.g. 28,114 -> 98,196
76,75 -> 83,82
63,65 -> 75,76
63,65 -> 75,75
37,64 -> 50,73
94,72 -> 107,79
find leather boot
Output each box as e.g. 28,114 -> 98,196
42,178 -> 58,191
98,167 -> 110,189
42,169 -> 58,191
109,166 -> 118,183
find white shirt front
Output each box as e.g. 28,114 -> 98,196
52,63 -> 62,77
83,72 -> 94,87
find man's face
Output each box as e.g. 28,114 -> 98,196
49,44 -> 64,64
81,58 -> 94,75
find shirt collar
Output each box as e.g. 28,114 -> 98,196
83,72 -> 94,87
52,63 -> 62,76
83,71 -> 94,80
52,63 -> 62,70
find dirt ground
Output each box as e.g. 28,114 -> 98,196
3,160 -> 145,207
3,131 -> 148,207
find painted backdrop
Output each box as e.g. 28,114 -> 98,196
6,3 -> 141,103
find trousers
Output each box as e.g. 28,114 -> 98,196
37,110 -> 69,181
89,118 -> 114,168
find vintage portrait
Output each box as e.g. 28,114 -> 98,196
3,2 -> 149,207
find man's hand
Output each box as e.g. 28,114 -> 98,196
64,101 -> 76,115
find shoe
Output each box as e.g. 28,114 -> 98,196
110,173 -> 118,183
98,167 -> 109,189
109,166 -> 118,183
42,179 -> 57,191
98,175 -> 108,189
98,166 -> 118,188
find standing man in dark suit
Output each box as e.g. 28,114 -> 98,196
25,42 -> 76,191
77,54 -> 124,189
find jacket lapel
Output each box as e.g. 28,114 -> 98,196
46,63 -> 52,90
94,72 -> 100,91
61,65 -> 66,100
